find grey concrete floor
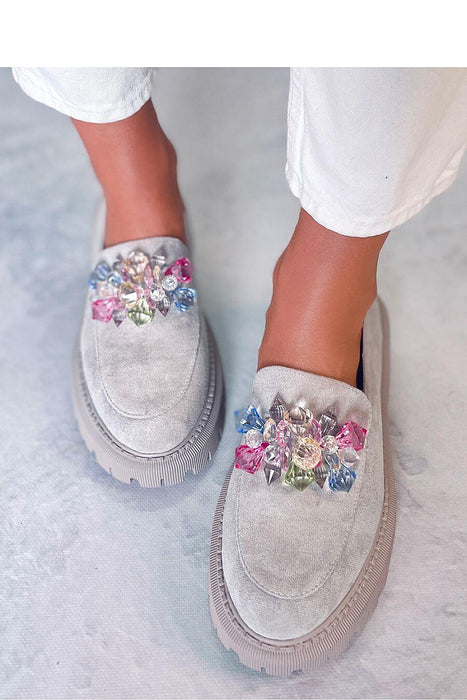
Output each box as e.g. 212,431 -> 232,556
0,68 -> 466,699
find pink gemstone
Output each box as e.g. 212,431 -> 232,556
143,264 -> 153,288
276,419 -> 294,451
92,297 -> 117,322
165,257 -> 192,283
144,288 -> 156,309
234,443 -> 267,474
335,421 -> 367,451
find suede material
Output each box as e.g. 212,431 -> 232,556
221,300 -> 385,640
80,236 -> 210,454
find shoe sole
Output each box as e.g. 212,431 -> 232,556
208,298 -> 396,675
72,322 -> 225,488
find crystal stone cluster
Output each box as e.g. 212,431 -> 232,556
234,396 -> 367,493
88,247 -> 196,327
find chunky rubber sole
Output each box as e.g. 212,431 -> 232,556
72,323 -> 225,488
208,299 -> 396,675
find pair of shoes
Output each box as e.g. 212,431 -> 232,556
72,211 -> 396,675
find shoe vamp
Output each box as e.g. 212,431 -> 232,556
93,308 -> 200,417
235,443 -> 381,599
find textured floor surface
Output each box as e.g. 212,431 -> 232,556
0,68 -> 466,699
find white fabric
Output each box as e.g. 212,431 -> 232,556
287,67 -> 467,236
12,67 -> 154,123
13,66 -> 467,235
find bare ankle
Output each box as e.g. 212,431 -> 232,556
257,210 -> 387,386
73,101 -> 186,248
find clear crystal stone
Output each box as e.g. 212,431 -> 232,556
161,274 -> 179,292
340,446 -> 359,468
152,265 -> 162,283
321,435 -> 338,453
323,449 -> 340,471
118,282 -> 139,309
107,271 -> 122,287
150,285 -> 167,302
96,281 -> 117,298
262,418 -> 277,443
264,443 -> 280,463
318,410 -> 338,436
285,405 -> 312,425
245,429 -> 262,448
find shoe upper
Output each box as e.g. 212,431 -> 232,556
221,300 -> 385,640
80,236 -> 210,455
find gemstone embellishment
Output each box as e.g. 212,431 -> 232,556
234,405 -> 265,434
165,257 -> 192,283
285,463 -> 316,491
292,437 -> 321,470
335,421 -> 367,451
127,298 -> 154,326
89,247 -> 196,326
233,397 -> 367,494
245,429 -> 262,449
92,297 -> 117,323
234,443 -> 266,474
172,287 -> 196,312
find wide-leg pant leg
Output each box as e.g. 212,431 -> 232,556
12,67 -> 154,123
287,68 -> 467,236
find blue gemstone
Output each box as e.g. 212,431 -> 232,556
328,465 -> 356,492
107,270 -> 122,287
88,262 -> 111,289
172,287 -> 196,311
234,405 -> 265,434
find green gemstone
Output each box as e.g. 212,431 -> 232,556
285,462 -> 316,491
128,298 -> 154,326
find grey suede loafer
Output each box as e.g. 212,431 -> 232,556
209,298 -> 395,675
72,220 -> 224,487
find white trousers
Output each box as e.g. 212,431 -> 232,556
13,67 -> 467,237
